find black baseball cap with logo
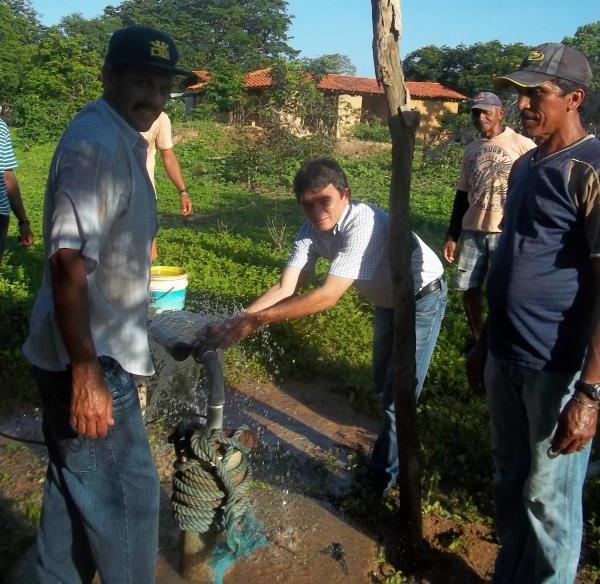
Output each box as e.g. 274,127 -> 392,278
105,26 -> 190,76
496,43 -> 592,89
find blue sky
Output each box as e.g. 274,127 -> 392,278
31,0 -> 599,76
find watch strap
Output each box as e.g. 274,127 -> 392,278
575,380 -> 600,401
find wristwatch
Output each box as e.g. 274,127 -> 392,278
178,187 -> 189,195
574,380 -> 600,401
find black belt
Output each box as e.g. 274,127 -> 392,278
415,278 -> 442,300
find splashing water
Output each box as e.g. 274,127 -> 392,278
146,308 -> 223,423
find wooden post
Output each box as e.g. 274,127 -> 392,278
371,0 -> 422,568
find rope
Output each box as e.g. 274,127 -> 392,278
171,425 -> 267,583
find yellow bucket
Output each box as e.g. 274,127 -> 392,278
149,266 -> 188,312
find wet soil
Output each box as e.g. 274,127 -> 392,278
0,376 -> 504,584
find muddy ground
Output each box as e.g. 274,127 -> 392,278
0,377 -> 593,583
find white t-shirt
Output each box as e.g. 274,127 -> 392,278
140,112 -> 174,191
23,98 -> 158,376
288,201 -> 443,309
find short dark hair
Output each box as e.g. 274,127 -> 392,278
293,158 -> 349,199
551,77 -> 587,106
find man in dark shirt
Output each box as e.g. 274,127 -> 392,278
468,44 -> 599,583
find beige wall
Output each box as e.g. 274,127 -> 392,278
412,99 -> 459,142
186,87 -> 463,143
360,94 -> 461,143
336,94 -> 363,138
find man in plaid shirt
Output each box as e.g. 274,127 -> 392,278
206,158 -> 447,493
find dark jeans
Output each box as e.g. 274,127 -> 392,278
34,357 -> 160,584
0,213 -> 9,263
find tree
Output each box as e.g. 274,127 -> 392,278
202,58 -> 245,112
14,27 -> 102,141
59,12 -> 121,61
563,21 -> 600,92
402,45 -> 445,83
300,53 -> 357,77
372,0 -> 421,566
0,1 -> 40,109
403,41 -> 531,97
102,0 -> 298,70
3,0 -> 40,29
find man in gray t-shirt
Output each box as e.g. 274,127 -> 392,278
204,158 -> 447,494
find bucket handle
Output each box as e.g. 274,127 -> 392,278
151,286 -> 175,304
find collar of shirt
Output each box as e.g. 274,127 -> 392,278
331,201 -> 353,236
96,97 -> 150,153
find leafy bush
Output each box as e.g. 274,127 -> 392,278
222,121 -> 335,190
13,95 -> 77,145
351,121 -> 391,143
164,99 -> 186,124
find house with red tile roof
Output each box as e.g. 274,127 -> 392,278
184,67 -> 467,141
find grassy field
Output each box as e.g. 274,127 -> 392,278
0,120 -> 598,578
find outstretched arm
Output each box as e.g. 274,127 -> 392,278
208,268 -> 354,348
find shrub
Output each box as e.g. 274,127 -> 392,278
351,121 -> 391,143
164,99 -> 186,124
12,95 -> 76,145
222,120 -> 335,190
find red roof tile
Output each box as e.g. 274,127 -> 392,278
406,81 -> 466,101
187,69 -> 210,90
186,69 -> 467,101
245,68 -> 274,89
319,74 -> 467,100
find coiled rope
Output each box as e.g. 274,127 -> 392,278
171,425 -> 266,582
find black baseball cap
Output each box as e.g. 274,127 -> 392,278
496,43 -> 592,89
105,26 -> 189,76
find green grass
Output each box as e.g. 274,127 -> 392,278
1,120 -> 598,576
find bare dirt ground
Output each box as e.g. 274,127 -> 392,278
0,376 -> 504,584
335,138 -> 391,158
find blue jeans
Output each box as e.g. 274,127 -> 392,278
34,357 -> 160,584
370,280 -> 448,488
484,354 -> 591,584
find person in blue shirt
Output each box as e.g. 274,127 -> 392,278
468,44 -> 599,584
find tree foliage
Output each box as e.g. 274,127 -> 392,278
59,12 -> 121,60
300,53 -> 357,77
14,27 -> 103,143
563,21 -> 600,92
403,41 -> 531,97
102,0 -> 298,70
0,2 -> 38,109
202,58 -> 246,112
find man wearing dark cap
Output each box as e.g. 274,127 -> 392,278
443,91 -> 535,348
468,44 -> 600,583
23,26 -> 188,583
